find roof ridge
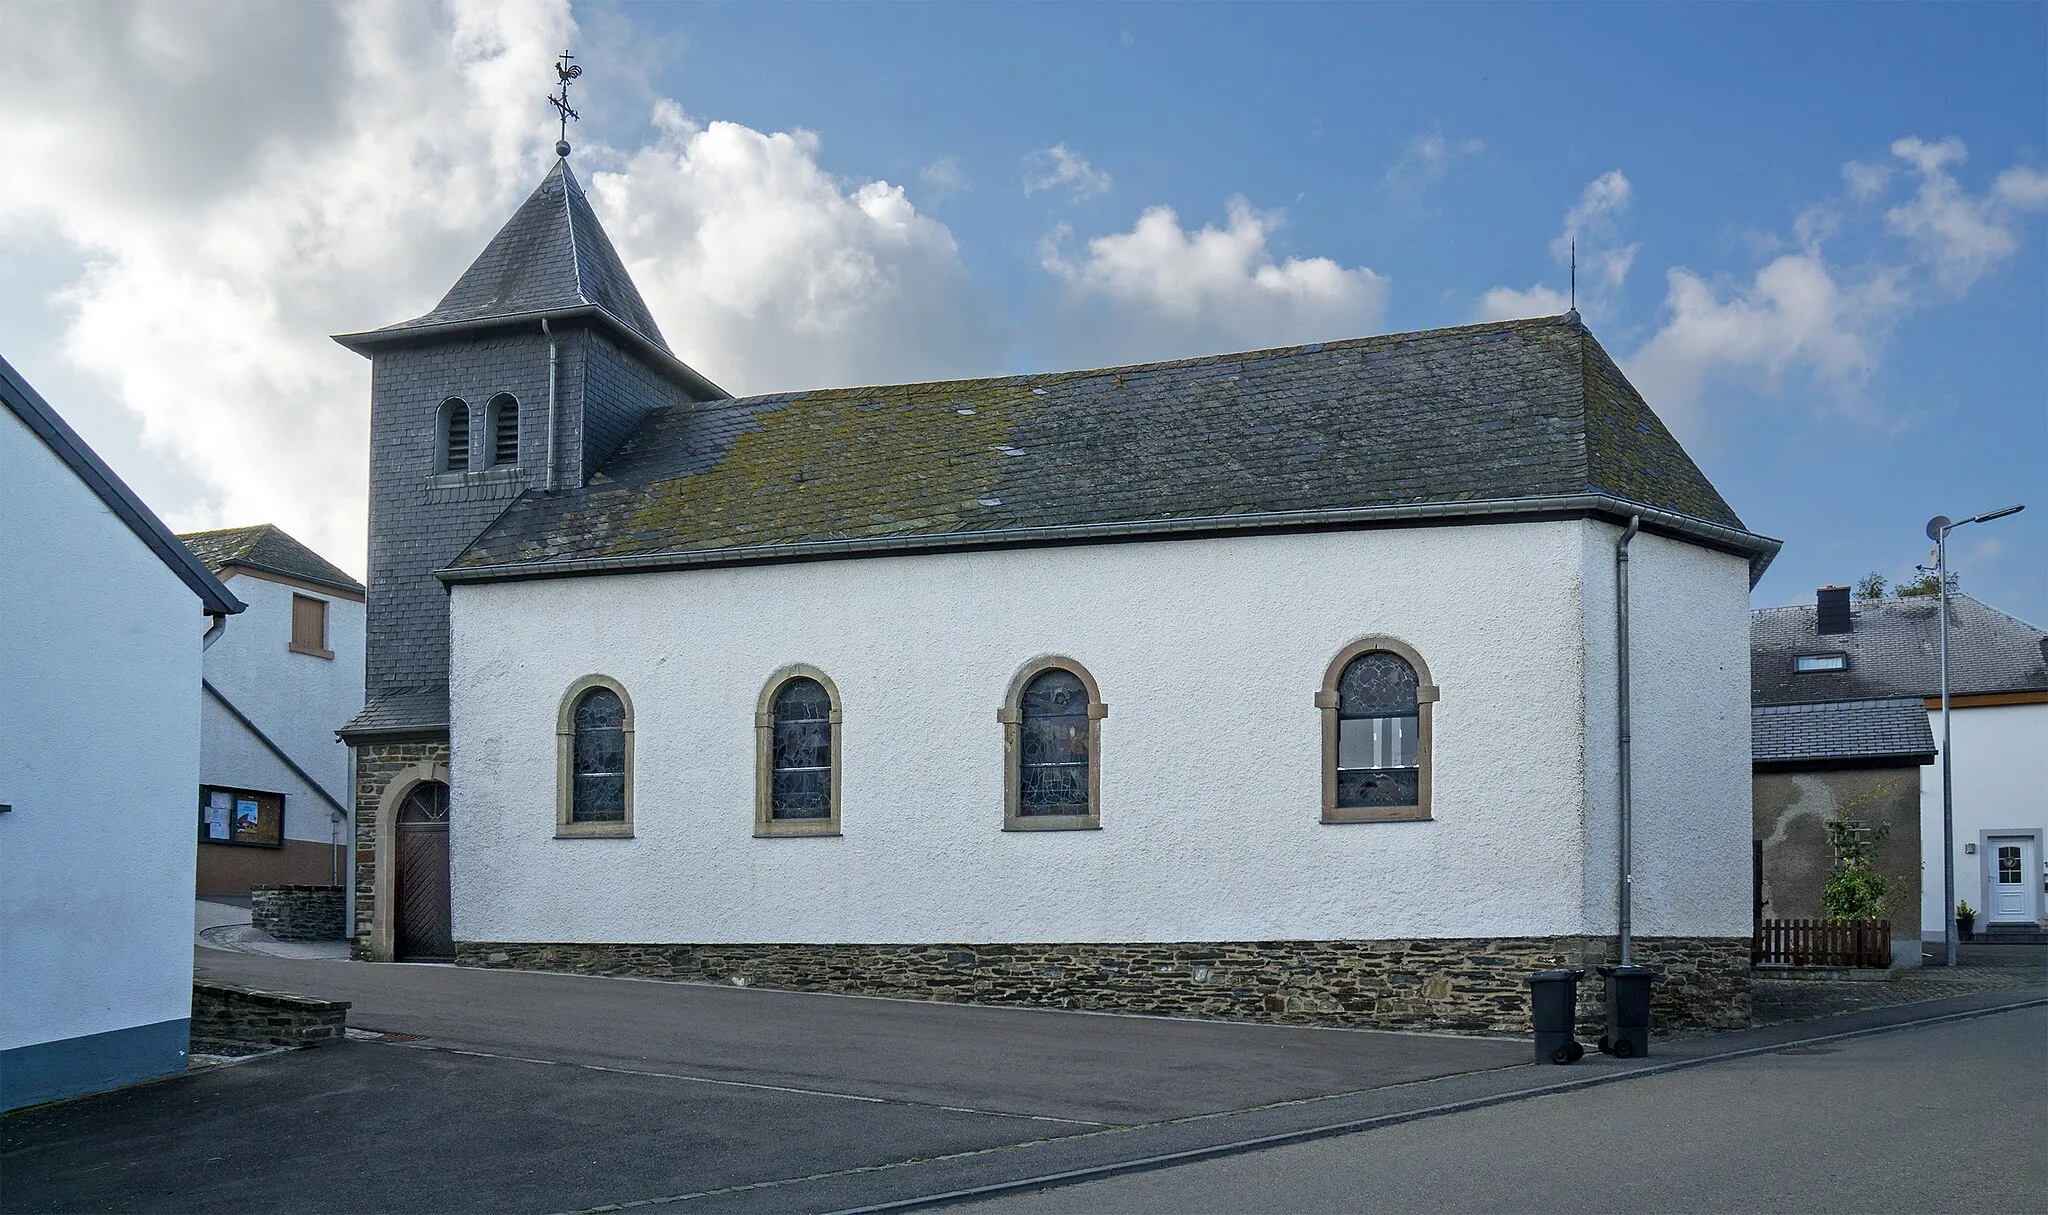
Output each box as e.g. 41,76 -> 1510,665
561,158 -> 589,308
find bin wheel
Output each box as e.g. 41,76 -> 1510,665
1611,1038 -> 1634,1059
1597,1035 -> 1613,1055
1551,1041 -> 1583,1065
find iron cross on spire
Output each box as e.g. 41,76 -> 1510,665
550,50 -> 582,158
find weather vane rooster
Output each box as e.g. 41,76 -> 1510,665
550,50 -> 583,158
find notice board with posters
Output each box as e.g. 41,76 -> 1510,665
198,786 -> 284,847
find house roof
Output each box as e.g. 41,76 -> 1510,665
2,353 -> 244,617
339,686 -> 449,743
443,313 -> 1779,586
179,523 -> 364,596
329,160 -> 727,400
1752,594 -> 2048,705
1752,697 -> 1937,767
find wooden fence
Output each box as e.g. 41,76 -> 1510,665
1752,918 -> 1891,968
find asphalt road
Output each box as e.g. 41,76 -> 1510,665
966,1004 -> 2048,1214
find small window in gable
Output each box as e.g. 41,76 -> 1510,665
289,594 -> 332,658
439,398 -> 470,472
555,676 -> 633,837
1794,653 -> 1847,673
489,393 -> 519,467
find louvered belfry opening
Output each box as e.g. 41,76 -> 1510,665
442,399 -> 470,472
491,394 -> 519,466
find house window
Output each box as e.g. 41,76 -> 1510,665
555,676 -> 633,837
199,785 -> 284,848
1319,637 -> 1438,823
439,398 -> 471,472
1794,653 -> 1847,673
754,666 -> 842,837
999,657 -> 1106,831
489,393 -> 519,467
289,594 -> 332,658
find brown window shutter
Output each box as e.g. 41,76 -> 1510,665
292,594 -> 328,653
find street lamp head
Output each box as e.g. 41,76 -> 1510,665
1970,503 -> 2025,524
1926,515 -> 1952,542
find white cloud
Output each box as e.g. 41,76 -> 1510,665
2,0 -> 997,576
918,156 -> 969,197
1022,144 -> 1112,200
1380,125 -> 1483,196
1472,170 -> 1637,321
1886,136 -> 2048,292
1039,197 -> 1390,366
592,105 -> 1001,394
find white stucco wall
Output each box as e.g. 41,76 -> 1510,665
448,517 -> 1759,947
1920,701 -> 2048,929
0,406 -> 202,1053
1578,526 -> 1756,938
201,571 -> 363,838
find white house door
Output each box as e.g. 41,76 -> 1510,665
1985,836 -> 2040,926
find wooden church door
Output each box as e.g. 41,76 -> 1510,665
395,781 -> 454,960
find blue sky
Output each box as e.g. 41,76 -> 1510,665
4,1 -> 2042,617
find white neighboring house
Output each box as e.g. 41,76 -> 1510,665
0,355 -> 244,1112
1752,592 -> 2048,938
179,525 -> 364,896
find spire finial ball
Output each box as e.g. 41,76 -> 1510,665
556,140 -> 571,158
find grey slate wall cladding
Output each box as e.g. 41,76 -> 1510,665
582,329 -> 693,481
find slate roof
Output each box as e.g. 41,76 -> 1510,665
3,354 -> 243,616
180,523 -> 364,595
446,313 -> 1778,584
1752,594 -> 2048,705
1752,698 -> 1937,766
343,159 -> 668,353
342,686 -> 449,741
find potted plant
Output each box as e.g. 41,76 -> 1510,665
1957,899 -> 1976,941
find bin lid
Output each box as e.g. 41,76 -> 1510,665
1525,967 -> 1586,984
1597,964 -> 1657,978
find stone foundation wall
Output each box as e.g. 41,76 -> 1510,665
251,884 -> 346,941
458,935 -> 1750,1035
349,739 -> 450,959
191,982 -> 350,1049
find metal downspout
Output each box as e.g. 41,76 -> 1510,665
1616,515 -> 1640,966
202,610 -> 228,650
543,317 -> 559,492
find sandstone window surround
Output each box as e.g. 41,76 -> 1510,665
1318,636 -> 1438,824
556,675 -> 634,838
753,665 -> 843,838
487,392 -> 520,468
999,656 -> 1106,831
436,397 -> 471,472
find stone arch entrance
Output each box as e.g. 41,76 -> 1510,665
394,780 -> 453,960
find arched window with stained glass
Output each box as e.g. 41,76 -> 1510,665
755,666 -> 843,837
1319,638 -> 1437,823
1001,658 -> 1106,830
555,676 -> 634,837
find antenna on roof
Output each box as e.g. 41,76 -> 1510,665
1569,239 -> 1577,314
549,50 -> 582,158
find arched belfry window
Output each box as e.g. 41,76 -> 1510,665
556,676 -> 633,837
999,658 -> 1106,830
438,398 -> 471,472
1318,638 -> 1437,823
754,666 -> 842,837
488,393 -> 519,467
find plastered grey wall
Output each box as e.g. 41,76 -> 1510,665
1755,767 -> 1923,933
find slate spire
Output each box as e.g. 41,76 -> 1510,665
349,159 -> 670,355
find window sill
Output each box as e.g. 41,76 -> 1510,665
1003,816 -> 1102,832
1321,805 -> 1431,824
288,643 -> 335,659
555,821 -> 633,839
755,819 -> 842,838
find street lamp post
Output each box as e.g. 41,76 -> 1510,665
1926,503 -> 2025,968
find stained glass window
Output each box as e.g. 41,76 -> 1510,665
1336,651 -> 1420,808
571,687 -> 626,822
771,677 -> 833,820
1019,669 -> 1090,815
398,781 -> 450,824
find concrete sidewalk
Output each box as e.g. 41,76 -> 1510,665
194,898 -> 349,962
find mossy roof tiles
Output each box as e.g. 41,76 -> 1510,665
452,314 -> 1754,576
179,523 -> 364,594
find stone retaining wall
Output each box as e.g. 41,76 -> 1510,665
457,935 -> 1750,1035
191,982 -> 350,1049
251,884 -> 346,941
